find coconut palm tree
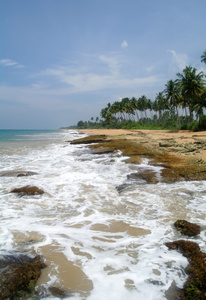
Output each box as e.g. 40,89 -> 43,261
201,50 -> 206,64
155,92 -> 166,118
131,97 -> 140,121
164,80 -> 181,128
176,66 -> 205,123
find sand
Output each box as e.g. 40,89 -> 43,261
78,129 -> 206,162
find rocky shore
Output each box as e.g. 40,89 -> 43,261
71,129 -> 206,299
1,129 -> 205,299
72,129 -> 206,182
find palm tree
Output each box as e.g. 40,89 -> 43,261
201,50 -> 206,64
155,92 -> 166,118
131,97 -> 140,121
164,80 -> 181,128
100,106 -> 112,124
176,66 -> 206,123
138,95 -> 148,120
152,99 -> 159,119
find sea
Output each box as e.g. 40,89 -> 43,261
0,129 -> 206,300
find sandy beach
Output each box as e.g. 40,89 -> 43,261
78,129 -> 206,162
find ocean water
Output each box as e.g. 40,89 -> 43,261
0,129 -> 206,300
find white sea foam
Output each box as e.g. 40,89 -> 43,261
0,130 -> 206,299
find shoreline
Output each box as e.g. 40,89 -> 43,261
77,129 -> 206,162
72,128 -> 206,182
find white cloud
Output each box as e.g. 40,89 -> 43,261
121,40 -> 128,48
99,55 -> 120,75
41,53 -> 160,94
168,50 -> 188,70
0,58 -> 24,68
145,66 -> 155,73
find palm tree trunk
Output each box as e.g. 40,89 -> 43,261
176,106 -> 180,129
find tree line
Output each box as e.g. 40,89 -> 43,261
70,51 -> 206,131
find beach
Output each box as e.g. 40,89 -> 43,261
78,129 -> 206,162
0,129 -> 206,299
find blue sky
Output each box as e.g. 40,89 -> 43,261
0,0 -> 206,129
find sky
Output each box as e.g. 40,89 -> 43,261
0,0 -> 206,129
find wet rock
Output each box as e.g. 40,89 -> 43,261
165,240 -> 206,300
92,149 -> 115,155
127,169 -> 158,184
0,253 -> 46,300
160,168 -> 182,183
11,185 -> 45,196
165,280 -> 180,300
116,183 -> 135,192
70,135 -> 106,144
49,286 -> 69,298
174,220 -> 201,236
146,279 -> 164,286
0,170 -> 38,177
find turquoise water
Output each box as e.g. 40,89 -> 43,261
0,129 -> 57,142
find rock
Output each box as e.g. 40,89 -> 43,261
0,171 -> 38,177
165,280 -> 180,300
92,149 -> 115,155
11,185 -> 45,196
182,144 -> 197,152
116,183 -> 134,192
159,141 -> 175,147
0,253 -> 46,300
165,240 -> 206,300
70,135 -> 106,144
49,286 -> 69,298
161,168 -> 182,183
174,220 -> 201,236
127,169 -> 158,184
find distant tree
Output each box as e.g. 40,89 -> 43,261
77,120 -> 85,128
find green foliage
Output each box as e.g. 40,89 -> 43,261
28,282 -> 35,293
67,52 -> 206,131
199,115 -> 206,129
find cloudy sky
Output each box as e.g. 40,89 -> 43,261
0,0 -> 206,129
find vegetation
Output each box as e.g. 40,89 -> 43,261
68,51 -> 206,131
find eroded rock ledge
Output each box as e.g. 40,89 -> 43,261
70,134 -> 206,182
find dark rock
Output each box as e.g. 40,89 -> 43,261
0,253 -> 46,300
127,172 -> 141,180
161,168 -> 182,183
0,171 -> 38,177
174,220 -> 201,236
127,169 -> 158,184
146,279 -> 164,286
92,149 -> 115,155
11,185 -> 45,196
159,142 -> 175,148
70,135 -> 106,144
116,183 -> 133,192
165,240 -> 206,300
49,286 -> 69,298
